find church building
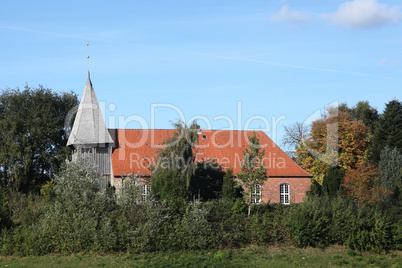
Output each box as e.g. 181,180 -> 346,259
67,73 -> 312,204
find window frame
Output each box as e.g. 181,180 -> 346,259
280,184 -> 290,205
141,184 -> 151,202
251,184 -> 261,204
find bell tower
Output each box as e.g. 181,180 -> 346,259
67,72 -> 114,180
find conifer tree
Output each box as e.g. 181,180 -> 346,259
369,99 -> 402,165
222,168 -> 236,201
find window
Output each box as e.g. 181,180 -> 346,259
141,184 -> 151,201
280,184 -> 290,205
202,135 -> 207,139
251,184 -> 261,204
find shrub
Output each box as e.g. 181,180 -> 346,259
289,196 -> 332,247
345,206 -> 394,252
7,190 -> 45,227
179,199 -> 212,250
20,158 -> 120,254
131,200 -> 171,252
208,199 -> 247,249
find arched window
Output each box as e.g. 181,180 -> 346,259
251,184 -> 261,204
280,184 -> 290,205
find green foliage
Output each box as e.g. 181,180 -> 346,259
0,86 -> 78,192
39,180 -> 55,201
130,200 -> 171,252
150,121 -> 200,213
231,198 -> 247,214
1,246 -> 401,268
175,200 -> 212,250
151,121 -> 226,211
345,208 -> 394,252
0,158 -> 120,255
379,146 -> 402,200
191,160 -> 224,201
7,190 -> 45,227
222,169 -> 236,201
369,99 -> 402,165
118,174 -> 141,209
289,195 -> 398,252
340,101 -> 380,134
151,168 -> 187,214
153,120 -> 199,189
322,167 -> 344,196
36,158 -> 118,253
290,196 -> 333,247
207,199 -> 248,248
0,187 -> 11,231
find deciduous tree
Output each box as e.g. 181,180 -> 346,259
0,86 -> 78,192
295,110 -> 368,182
342,162 -> 391,207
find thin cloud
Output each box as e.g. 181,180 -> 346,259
321,0 -> 402,28
270,5 -> 311,25
187,51 -> 376,77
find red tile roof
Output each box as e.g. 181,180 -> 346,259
110,129 -> 312,178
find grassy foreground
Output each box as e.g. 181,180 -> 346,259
0,246 -> 401,267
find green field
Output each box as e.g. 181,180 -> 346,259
0,246 -> 400,268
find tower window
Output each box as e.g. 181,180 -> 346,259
202,135 -> 207,139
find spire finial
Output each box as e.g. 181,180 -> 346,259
87,41 -> 90,71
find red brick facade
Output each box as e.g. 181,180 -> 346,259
261,177 -> 311,204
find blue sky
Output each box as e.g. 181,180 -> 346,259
1,0 -> 401,147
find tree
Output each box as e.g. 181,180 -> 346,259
321,167 -> 345,196
341,161 -> 391,207
295,110 -> 369,182
237,131 -> 267,215
222,168 -> 236,201
0,86 -> 78,192
151,168 -> 188,213
150,121 -> 199,213
192,160 -> 225,201
379,147 -> 402,203
37,156 -> 118,253
152,121 -> 199,188
151,121 -> 227,212
339,101 -> 380,134
369,99 -> 402,165
282,122 -> 308,149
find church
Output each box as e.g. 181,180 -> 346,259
67,73 -> 312,204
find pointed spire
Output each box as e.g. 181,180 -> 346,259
67,72 -> 113,147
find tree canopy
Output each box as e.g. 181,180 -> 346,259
295,110 -> 369,181
0,85 -> 78,192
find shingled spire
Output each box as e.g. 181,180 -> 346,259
67,72 -> 113,147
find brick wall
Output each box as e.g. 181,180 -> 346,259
261,177 -> 311,204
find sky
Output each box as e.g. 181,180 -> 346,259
1,0 -> 401,148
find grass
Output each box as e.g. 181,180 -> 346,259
0,246 -> 401,267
